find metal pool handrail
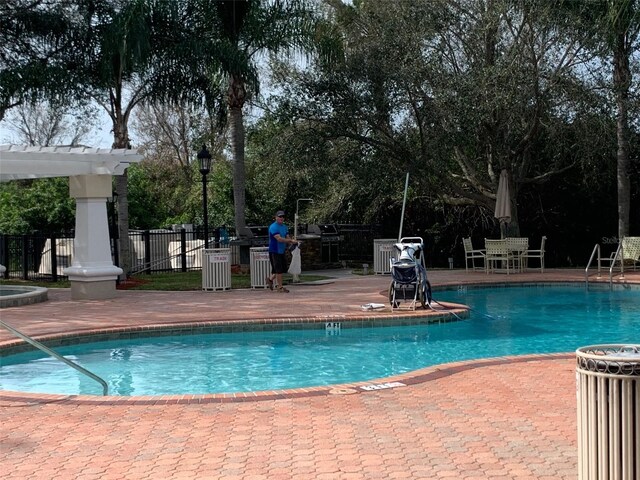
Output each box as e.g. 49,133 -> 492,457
585,244 -> 601,287
608,242 -> 624,284
0,319 -> 108,396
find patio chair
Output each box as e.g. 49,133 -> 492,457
506,237 -> 528,272
623,237 -> 640,270
603,236 -> 640,271
463,237 -> 485,271
485,238 -> 510,274
521,236 -> 546,273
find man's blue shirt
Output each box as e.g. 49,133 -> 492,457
269,222 -> 288,254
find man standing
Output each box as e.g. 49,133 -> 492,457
267,210 -> 297,292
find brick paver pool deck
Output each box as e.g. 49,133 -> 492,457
1,268 -> 638,479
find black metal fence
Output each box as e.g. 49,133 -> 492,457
0,224 -> 383,282
335,224 -> 383,263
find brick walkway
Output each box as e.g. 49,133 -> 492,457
1,268 -> 638,479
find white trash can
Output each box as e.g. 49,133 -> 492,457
202,248 -> 231,291
576,344 -> 640,480
250,247 -> 271,289
373,239 -> 396,274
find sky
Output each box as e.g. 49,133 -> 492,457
0,57 -> 277,150
0,114 -> 114,148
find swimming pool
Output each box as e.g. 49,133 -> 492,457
1,284 -> 638,396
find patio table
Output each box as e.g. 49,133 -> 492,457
506,237 -> 529,272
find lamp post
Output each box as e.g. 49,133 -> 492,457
294,198 -> 313,239
198,145 -> 212,249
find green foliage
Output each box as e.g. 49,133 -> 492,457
125,158 -> 235,230
0,0 -> 88,120
207,160 -> 236,229
253,0 -> 638,262
126,162 -> 188,229
0,178 -> 75,234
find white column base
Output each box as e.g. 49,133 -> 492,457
65,265 -> 123,300
69,279 -> 118,300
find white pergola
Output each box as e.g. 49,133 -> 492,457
0,144 -> 143,300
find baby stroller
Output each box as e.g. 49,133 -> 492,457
388,237 -> 432,310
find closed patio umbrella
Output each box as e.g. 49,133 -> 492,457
494,169 -> 511,238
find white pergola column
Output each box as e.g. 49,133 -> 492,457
64,175 -> 122,300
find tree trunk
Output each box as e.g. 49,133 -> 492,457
112,120 -> 131,279
508,183 -> 520,237
229,106 -> 247,236
228,73 -> 247,236
613,29 -> 631,239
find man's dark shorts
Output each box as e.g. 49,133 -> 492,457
269,252 -> 286,274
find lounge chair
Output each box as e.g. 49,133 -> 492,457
485,238 -> 510,274
521,236 -> 546,273
463,237 -> 485,271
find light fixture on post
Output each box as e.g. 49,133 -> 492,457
295,198 -> 313,239
197,145 -> 212,249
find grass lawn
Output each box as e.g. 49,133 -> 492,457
1,271 -> 332,291
119,271 -> 330,290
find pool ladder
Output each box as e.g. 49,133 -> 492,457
0,319 -> 108,396
584,243 -> 627,288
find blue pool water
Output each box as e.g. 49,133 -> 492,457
1,284 -> 638,396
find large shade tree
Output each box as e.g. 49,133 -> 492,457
270,0 -> 608,237
0,0 -> 87,122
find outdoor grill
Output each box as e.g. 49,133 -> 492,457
245,225 -> 269,246
308,224 -> 339,240
308,224 -> 341,263
232,226 -> 269,265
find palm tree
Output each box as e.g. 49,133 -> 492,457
82,0 -> 225,277
194,0 -> 320,236
79,0 -> 159,277
0,0 -> 85,122
609,0 -> 639,238
560,0 -> 639,237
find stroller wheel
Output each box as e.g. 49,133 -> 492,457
388,283 -> 398,308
